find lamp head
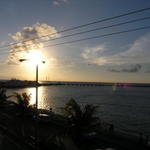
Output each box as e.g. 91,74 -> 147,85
19,59 -> 28,62
19,58 -> 45,64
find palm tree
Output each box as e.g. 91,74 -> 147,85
0,88 -> 14,115
14,92 -> 35,116
60,99 -> 100,144
14,92 -> 35,137
0,88 -> 11,105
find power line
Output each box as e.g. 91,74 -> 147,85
43,25 -> 150,47
31,16 -> 150,43
0,7 -> 150,50
1,15 -> 150,53
1,25 -> 149,55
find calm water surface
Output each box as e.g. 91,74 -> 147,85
7,85 -> 150,136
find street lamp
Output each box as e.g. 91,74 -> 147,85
19,58 -> 45,148
19,58 -> 45,110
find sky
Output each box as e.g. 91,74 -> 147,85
0,0 -> 150,83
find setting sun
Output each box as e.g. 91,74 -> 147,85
26,50 -> 45,65
0,1 -> 150,149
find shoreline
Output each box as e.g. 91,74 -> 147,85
0,79 -> 150,89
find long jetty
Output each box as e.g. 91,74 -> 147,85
40,81 -> 150,87
0,79 -> 150,88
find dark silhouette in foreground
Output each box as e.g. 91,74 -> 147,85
60,99 -> 100,145
0,88 -> 149,150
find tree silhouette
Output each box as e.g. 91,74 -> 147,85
14,92 -> 35,137
61,99 -> 100,144
14,92 -> 35,116
0,88 -> 11,105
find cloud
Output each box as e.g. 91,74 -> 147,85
109,64 -> 142,73
52,0 -> 69,6
7,23 -> 60,65
81,33 -> 150,66
145,70 -> 150,73
48,56 -> 75,69
108,69 -> 120,72
80,44 -> 109,65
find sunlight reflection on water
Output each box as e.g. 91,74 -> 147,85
26,87 -> 53,109
8,86 -> 54,110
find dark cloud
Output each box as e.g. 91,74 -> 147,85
145,70 -> 150,73
109,69 -> 121,72
109,64 -> 142,73
122,64 -> 142,72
